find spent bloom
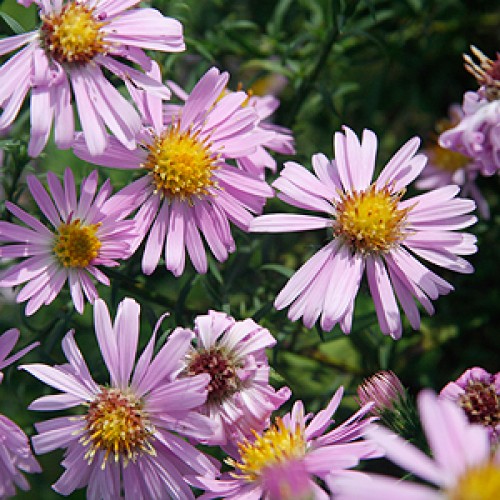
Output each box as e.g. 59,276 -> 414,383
0,328 -> 40,497
165,78 -> 296,176
190,387 -> 382,499
0,168 -> 136,315
0,0 -> 184,156
335,390 -> 500,500
73,66 -> 274,277
180,310 -> 290,447
440,367 -> 500,443
251,126 -> 477,338
22,297 -> 218,498
417,105 -> 490,219
439,46 -> 500,176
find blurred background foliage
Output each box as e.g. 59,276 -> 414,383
0,0 -> 499,497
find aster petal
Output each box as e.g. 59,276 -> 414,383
52,72 -> 74,150
305,387 -> 343,440
114,297 -> 140,387
275,241 -> 337,310
366,423 -> 446,487
407,246 -> 474,274
358,129 -> 378,189
134,327 -> 193,396
70,67 -> 107,156
93,298 -> 119,385
184,207 -> 208,274
335,473 -> 442,500
142,200 -> 169,275
366,256 -> 402,339
250,214 -> 331,232
32,417 -> 83,455
0,31 -> 36,56
165,199 -> 186,277
194,202 -> 231,262
22,364 -> 93,402
376,136 -> 421,189
68,269 -> 84,314
26,175 -> 61,228
3,201 -> 53,237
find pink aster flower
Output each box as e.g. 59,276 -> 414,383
0,328 -> 41,497
179,310 -> 290,447
335,390 -> 500,500
439,47 -> 500,176
21,297 -> 218,498
0,168 -> 137,315
251,126 -> 477,338
190,387 -> 382,499
165,79 -> 295,176
0,0 -> 184,157
417,105 -> 490,219
440,367 -> 500,443
73,66 -> 274,277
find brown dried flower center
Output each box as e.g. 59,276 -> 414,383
187,347 -> 239,403
458,380 -> 500,429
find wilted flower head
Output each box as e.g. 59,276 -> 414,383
0,168 -> 137,315
22,297 -> 218,498
0,329 -> 40,497
73,66 -> 274,277
335,390 -> 500,500
180,310 -> 290,446
0,0 -> 184,156
440,367 -> 500,443
439,47 -> 500,176
190,387 -> 382,499
251,126 -> 477,338
417,105 -> 490,219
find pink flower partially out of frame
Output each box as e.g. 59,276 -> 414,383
0,328 -> 40,498
251,126 -> 477,338
190,387 -> 382,499
0,0 -> 184,156
440,367 -> 500,443
22,297 -> 218,499
0,168 -> 137,315
73,66 -> 274,277
335,390 -> 500,500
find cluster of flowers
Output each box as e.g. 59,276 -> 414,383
0,0 -> 497,497
1,312 -> 499,498
419,46 -> 500,219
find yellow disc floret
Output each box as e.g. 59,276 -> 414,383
448,462 -> 500,500
53,219 -> 101,268
143,123 -> 217,202
226,418 -> 307,482
82,387 -> 155,469
41,2 -> 108,65
334,184 -> 410,254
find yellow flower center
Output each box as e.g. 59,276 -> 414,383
82,387 -> 155,468
53,219 -> 101,268
448,463 -> 500,500
40,2 -> 108,65
226,418 -> 307,482
334,184 -> 410,254
143,124 -> 217,202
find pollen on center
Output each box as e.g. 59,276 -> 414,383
144,124 -> 217,202
334,184 -> 410,254
40,2 -> 108,65
226,418 -> 307,482
53,219 -> 101,268
82,387 -> 155,468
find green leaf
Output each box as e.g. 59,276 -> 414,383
0,11 -> 24,34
